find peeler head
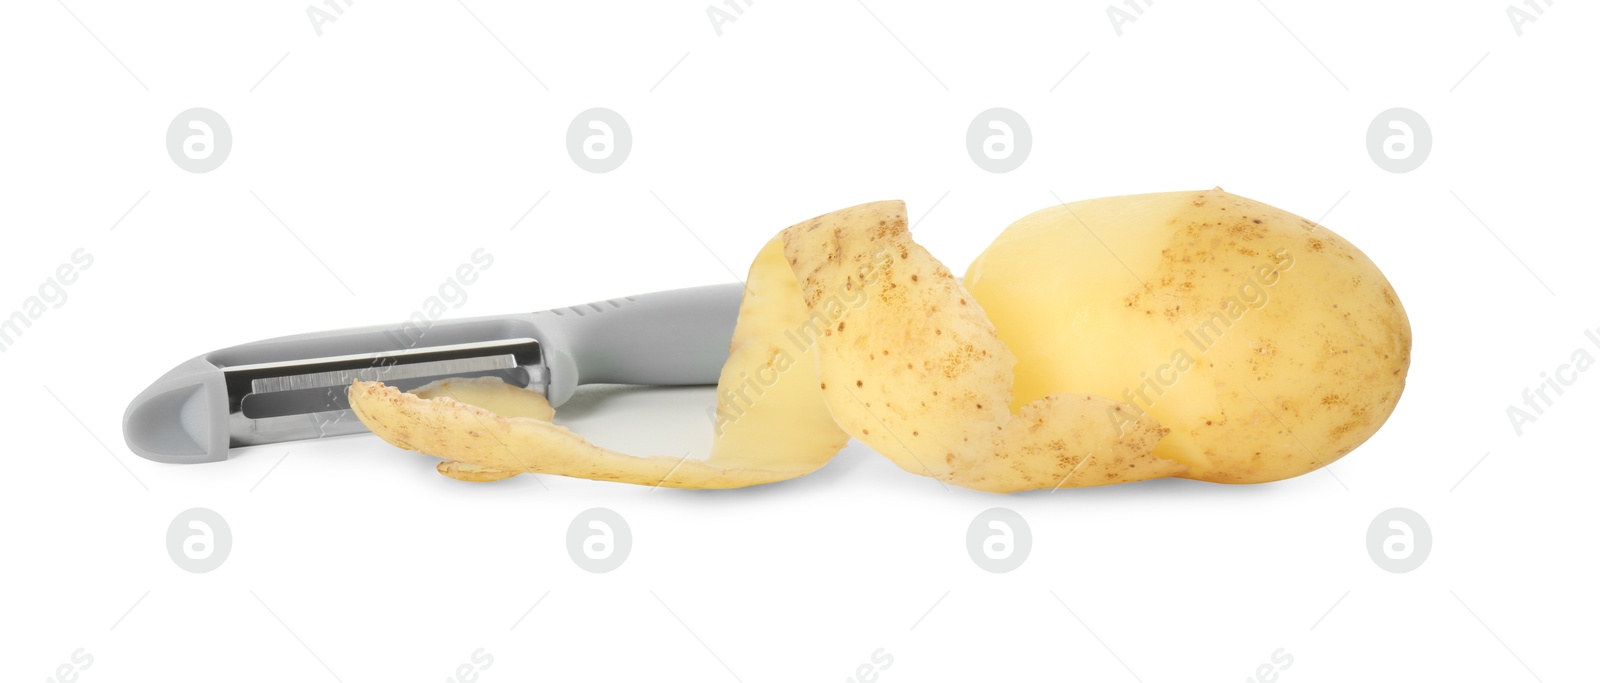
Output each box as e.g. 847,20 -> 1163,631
124,319 -> 549,464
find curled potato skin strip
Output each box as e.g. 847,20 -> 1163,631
350,201 -> 1182,492
349,381 -> 818,488
785,201 -> 1182,492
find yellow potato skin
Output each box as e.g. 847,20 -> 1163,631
964,189 -> 1411,483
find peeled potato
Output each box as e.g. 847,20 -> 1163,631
352,192 -> 1407,491
963,189 -> 1411,483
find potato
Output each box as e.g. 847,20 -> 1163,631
963,189 -> 1411,483
353,192 -> 1407,491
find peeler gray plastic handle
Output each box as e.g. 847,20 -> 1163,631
123,282 -> 745,464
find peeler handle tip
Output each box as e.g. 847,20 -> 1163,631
123,355 -> 230,464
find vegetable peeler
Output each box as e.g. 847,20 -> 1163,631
123,283 -> 745,464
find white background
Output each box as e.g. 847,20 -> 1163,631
2,1 -> 1595,680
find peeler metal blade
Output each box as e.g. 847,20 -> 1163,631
225,337 -> 546,448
